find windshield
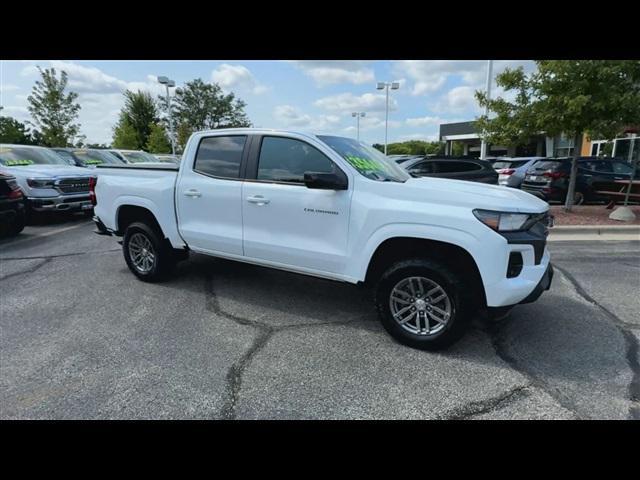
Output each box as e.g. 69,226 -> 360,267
121,151 -> 160,163
74,150 -> 124,165
317,135 -> 410,182
0,145 -> 70,166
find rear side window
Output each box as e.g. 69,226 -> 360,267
257,136 -> 336,183
194,136 -> 247,179
434,161 -> 483,173
408,161 -> 436,175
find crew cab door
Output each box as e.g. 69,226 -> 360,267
241,134 -> 352,275
176,134 -> 248,255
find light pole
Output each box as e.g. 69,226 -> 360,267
157,76 -> 176,155
479,60 -> 493,160
376,81 -> 399,155
352,112 -> 365,141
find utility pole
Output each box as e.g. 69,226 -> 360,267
376,81 -> 400,155
480,60 -> 493,160
157,76 -> 176,155
352,112 -> 365,141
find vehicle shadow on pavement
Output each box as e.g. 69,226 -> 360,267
169,253 -> 377,328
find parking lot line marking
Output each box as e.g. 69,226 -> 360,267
0,221 -> 92,247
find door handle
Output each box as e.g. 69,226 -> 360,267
246,195 -> 270,205
184,189 -> 202,198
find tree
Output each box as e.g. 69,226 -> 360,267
26,67 -> 81,147
112,114 -> 138,149
170,79 -> 251,149
0,113 -> 37,145
146,123 -> 172,153
476,60 -> 640,210
113,90 -> 159,150
381,140 -> 446,156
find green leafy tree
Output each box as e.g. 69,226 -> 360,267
384,140 -> 446,156
146,123 -> 172,153
169,79 -> 251,149
476,60 -> 640,210
112,114 -> 139,149
0,112 -> 37,145
114,90 -> 159,150
26,67 -> 81,147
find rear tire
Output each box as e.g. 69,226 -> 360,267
122,222 -> 175,282
374,258 -> 472,350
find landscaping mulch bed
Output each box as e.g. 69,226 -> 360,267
550,205 -> 640,225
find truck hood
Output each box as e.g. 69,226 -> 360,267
1,164 -> 92,178
396,176 -> 549,213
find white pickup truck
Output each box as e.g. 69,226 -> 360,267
93,128 -> 553,350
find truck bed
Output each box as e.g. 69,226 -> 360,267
93,163 -> 185,247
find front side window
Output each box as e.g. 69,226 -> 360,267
194,136 -> 247,179
257,136 -> 336,183
434,161 -> 482,173
318,135 -> 409,182
408,161 -> 435,175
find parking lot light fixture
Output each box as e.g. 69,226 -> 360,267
480,60 -> 494,160
376,81 -> 400,155
157,76 -> 176,155
352,112 -> 365,141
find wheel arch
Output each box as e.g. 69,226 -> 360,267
363,236 -> 487,309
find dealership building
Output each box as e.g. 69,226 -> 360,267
439,121 -> 639,161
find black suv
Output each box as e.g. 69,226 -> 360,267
0,171 -> 26,236
394,156 -> 498,184
521,157 -> 638,204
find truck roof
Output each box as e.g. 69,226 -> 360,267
190,128 -> 338,143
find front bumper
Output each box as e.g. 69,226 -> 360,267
519,262 -> 553,304
27,194 -> 93,212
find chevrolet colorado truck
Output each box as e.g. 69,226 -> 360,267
93,129 -> 554,350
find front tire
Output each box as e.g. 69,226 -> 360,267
122,222 -> 175,282
375,258 -> 472,350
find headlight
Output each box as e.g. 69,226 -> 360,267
27,178 -> 56,188
473,209 -> 538,232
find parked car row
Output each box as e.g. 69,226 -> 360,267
392,155 -> 499,184
496,156 -> 638,204
0,143 -> 184,236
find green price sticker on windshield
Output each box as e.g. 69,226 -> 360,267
83,159 -> 103,165
4,159 -> 35,166
344,155 -> 385,172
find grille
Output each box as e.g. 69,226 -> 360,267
56,177 -> 90,194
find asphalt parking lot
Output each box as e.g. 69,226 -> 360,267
1,216 -> 639,420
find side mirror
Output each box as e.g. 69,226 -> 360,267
303,171 -> 348,190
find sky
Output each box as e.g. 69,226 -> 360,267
0,60 -> 535,146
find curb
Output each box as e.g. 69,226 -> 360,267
548,224 -> 640,241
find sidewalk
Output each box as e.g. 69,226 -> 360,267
547,205 -> 640,241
